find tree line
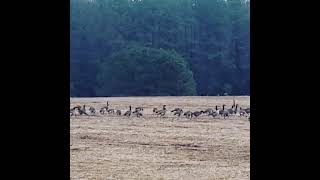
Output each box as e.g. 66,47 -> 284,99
70,0 -> 250,96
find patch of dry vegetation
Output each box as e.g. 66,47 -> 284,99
71,96 -> 250,180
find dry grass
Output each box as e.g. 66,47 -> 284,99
70,96 -> 250,180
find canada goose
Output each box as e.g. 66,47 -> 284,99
70,108 -> 76,116
89,107 -> 96,115
171,108 -> 182,112
99,102 -> 109,115
70,106 -> 81,116
152,108 -> 158,114
208,105 -> 221,118
171,108 -> 183,116
191,111 -> 203,118
214,105 -> 220,114
72,105 -> 81,110
239,107 -> 248,117
244,107 -> 250,114
100,108 -> 106,115
155,105 -> 167,117
208,111 -> 219,118
135,111 -> 143,117
183,111 -> 192,119
135,107 -> 144,111
79,105 -> 89,116
227,104 -> 238,116
203,108 -> 214,115
100,101 -> 109,115
116,110 -> 121,116
132,110 -> 143,117
124,106 -> 132,117
107,109 -> 115,114
173,109 -> 183,117
219,104 -> 229,119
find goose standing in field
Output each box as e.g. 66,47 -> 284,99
89,106 -> 96,115
77,105 -> 88,116
171,108 -> 182,112
152,108 -> 158,114
227,104 -> 235,114
70,108 -> 76,116
208,106 -> 220,118
239,107 -> 248,117
132,109 -> 143,118
208,110 -> 219,118
70,105 -> 81,116
116,109 -> 121,116
132,106 -> 143,117
171,108 -> 183,117
191,111 -> 203,118
244,107 -> 250,115
107,108 -> 115,115
203,108 -> 214,115
99,108 -> 105,115
155,105 -> 167,117
124,106 -> 132,117
227,104 -> 239,117
183,111 -> 192,119
219,104 -> 229,119
100,101 -> 109,115
135,107 -> 144,112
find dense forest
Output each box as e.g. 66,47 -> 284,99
70,0 -> 250,97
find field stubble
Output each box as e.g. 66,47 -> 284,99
71,96 -> 250,180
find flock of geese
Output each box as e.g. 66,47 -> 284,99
70,100 -> 250,121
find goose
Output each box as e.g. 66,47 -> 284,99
173,109 -> 183,117
155,105 -> 167,117
100,101 -> 109,115
116,110 -> 121,116
191,111 -> 203,118
124,106 -> 132,117
219,104 -> 229,119
135,107 -> 144,111
227,104 -> 239,116
70,106 -> 81,116
89,107 -> 96,115
100,108 -> 105,115
152,108 -> 158,114
79,105 -> 89,116
135,111 -> 143,117
132,109 -> 143,117
171,108 -> 182,112
183,111 -> 192,119
203,108 -> 214,115
244,107 -> 250,114
171,108 -> 183,116
208,111 -> 219,118
214,105 -> 220,114
70,108 -> 76,116
107,109 -> 115,114
239,107 -> 248,117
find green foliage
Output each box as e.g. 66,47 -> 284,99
96,46 -> 197,96
70,0 -> 250,96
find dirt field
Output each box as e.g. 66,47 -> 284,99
70,96 -> 250,180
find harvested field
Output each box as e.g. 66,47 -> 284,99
70,96 -> 250,180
